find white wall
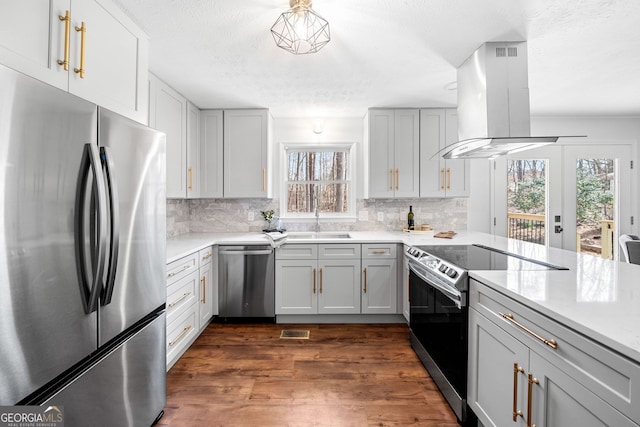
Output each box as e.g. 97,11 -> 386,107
467,116 -> 640,236
272,117 -> 365,199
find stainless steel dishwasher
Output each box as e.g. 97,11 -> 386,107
218,245 -> 275,320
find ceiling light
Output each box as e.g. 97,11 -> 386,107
271,0 -> 330,55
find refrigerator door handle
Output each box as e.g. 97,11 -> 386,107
74,143 -> 108,314
100,147 -> 120,305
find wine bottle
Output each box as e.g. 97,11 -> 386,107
408,205 -> 415,230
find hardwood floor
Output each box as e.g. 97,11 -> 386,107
158,323 -> 459,427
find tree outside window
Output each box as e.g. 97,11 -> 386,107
284,147 -> 352,217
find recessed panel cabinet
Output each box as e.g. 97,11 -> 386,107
0,0 -> 149,123
420,109 -> 469,197
368,109 -> 420,198
224,109 -> 271,198
199,110 -> 224,198
468,279 -> 640,427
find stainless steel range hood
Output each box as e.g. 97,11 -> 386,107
443,41 -> 566,159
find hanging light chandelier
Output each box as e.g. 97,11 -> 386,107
271,0 -> 330,55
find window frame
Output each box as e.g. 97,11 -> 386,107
279,142 -> 357,221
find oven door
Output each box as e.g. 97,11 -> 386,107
408,261 -> 469,422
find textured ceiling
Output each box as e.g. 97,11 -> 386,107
112,0 -> 640,118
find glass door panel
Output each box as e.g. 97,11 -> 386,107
507,159 -> 547,245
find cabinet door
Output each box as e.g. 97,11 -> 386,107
186,102 -> 200,198
199,110 -> 223,198
149,74 -> 187,198
318,260 -> 361,314
443,110 -> 470,197
529,352 -> 637,427
275,260 -> 317,314
198,261 -> 213,330
468,308 -> 530,427
0,0 -> 69,90
419,109 -> 446,197
368,110 -> 395,198
224,109 -> 269,198
361,259 -> 397,314
402,254 -> 410,322
393,109 -> 420,198
68,0 -> 148,123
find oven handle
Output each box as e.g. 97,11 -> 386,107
408,261 -> 462,309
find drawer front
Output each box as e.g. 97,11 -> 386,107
199,246 -> 214,265
166,270 -> 198,324
276,244 -> 318,260
362,243 -> 397,259
470,278 -> 640,421
319,244 -> 361,259
166,304 -> 198,368
167,252 -> 199,284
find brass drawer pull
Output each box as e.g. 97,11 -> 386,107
499,312 -> 558,349
167,264 -> 190,278
202,253 -> 212,260
527,373 -> 539,427
371,249 -> 387,254
188,166 -> 193,190
57,11 -> 71,70
201,276 -> 206,303
363,268 -> 367,293
440,168 -> 445,190
169,325 -> 192,347
74,21 -> 86,78
446,168 -> 451,189
513,363 -> 525,421
168,291 -> 191,308
313,268 -> 317,293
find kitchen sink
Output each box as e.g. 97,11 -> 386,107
287,232 -> 351,239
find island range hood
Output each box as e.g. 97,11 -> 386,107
442,41 -> 570,159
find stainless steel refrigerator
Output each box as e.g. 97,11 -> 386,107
0,64 -> 166,426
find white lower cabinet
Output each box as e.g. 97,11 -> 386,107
468,278 -> 640,427
276,244 -> 361,315
276,243 -> 399,317
166,247 -> 218,370
361,244 -> 397,314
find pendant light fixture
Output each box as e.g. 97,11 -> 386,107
271,0 -> 330,55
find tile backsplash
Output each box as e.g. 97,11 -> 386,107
167,198 -> 467,238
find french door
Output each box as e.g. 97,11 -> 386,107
493,143 -> 634,259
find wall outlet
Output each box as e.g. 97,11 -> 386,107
377,212 -> 384,222
248,211 -> 255,221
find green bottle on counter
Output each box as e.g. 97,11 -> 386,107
408,205 -> 415,230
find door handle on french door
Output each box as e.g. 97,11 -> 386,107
100,147 -> 119,305
74,143 -> 108,314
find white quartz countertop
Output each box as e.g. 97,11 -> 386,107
166,230 -> 640,363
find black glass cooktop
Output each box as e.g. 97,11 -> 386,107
415,244 -> 567,271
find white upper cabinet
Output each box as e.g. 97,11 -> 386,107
368,109 -> 420,198
223,109 -> 271,198
199,110 -> 223,198
186,102 -> 200,198
149,74 -> 187,199
0,0 -> 149,123
420,108 -> 469,197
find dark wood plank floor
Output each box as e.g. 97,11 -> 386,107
158,323 -> 459,427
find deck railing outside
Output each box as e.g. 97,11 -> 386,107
507,213 -> 545,244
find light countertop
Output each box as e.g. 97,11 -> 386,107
167,230 -> 640,363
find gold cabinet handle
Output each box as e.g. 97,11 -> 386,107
74,21 -> 86,78
389,169 -> 393,191
363,268 -> 367,293
313,268 -> 317,293
446,168 -> 451,189
202,253 -> 212,260
527,373 -> 539,427
499,313 -> 558,349
513,363 -> 525,421
168,291 -> 191,308
169,325 -> 192,347
319,268 -> 323,293
57,11 -> 71,70
262,168 -> 266,191
372,249 -> 386,254
188,166 -> 193,190
396,168 -> 399,190
440,168 -> 445,190
201,276 -> 206,303
167,264 -> 190,278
